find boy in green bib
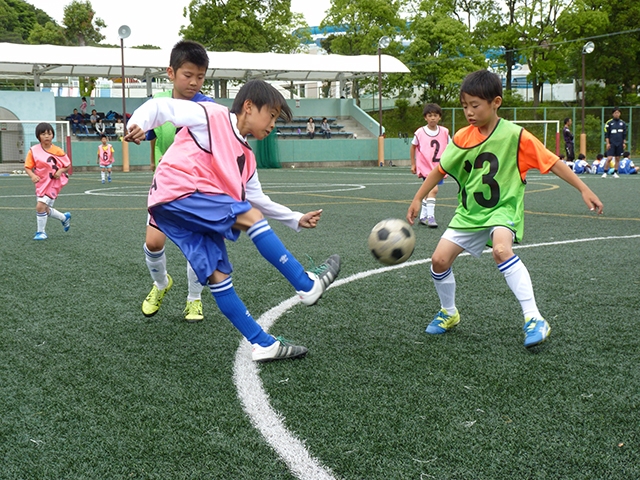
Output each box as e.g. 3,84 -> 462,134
407,70 -> 603,348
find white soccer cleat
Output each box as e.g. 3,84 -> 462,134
296,254 -> 341,305
252,337 -> 308,363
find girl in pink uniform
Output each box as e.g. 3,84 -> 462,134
25,123 -> 71,240
97,134 -> 115,183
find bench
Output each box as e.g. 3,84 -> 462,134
276,131 -> 354,139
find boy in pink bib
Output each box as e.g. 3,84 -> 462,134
97,134 -> 115,183
125,80 -> 341,363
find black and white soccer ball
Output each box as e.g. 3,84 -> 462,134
368,218 -> 416,265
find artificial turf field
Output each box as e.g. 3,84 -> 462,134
1,167 -> 639,479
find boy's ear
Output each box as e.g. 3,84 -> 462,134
243,100 -> 254,114
493,96 -> 503,109
167,66 -> 175,81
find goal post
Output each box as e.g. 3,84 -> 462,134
0,120 -> 73,172
512,120 -> 560,157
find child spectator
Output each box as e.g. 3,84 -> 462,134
320,117 -> 331,139
409,103 -> 451,228
89,109 -> 99,131
406,69 -> 602,349
95,117 -> 107,137
618,151 -> 639,174
591,154 -> 605,175
573,153 -> 591,174
140,40 -> 216,323
114,117 -> 125,140
80,97 -> 88,116
24,122 -> 72,240
125,79 -> 341,362
97,134 -> 115,183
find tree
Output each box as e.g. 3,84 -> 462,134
321,0 -> 405,104
62,0 -> 105,46
0,0 -> 56,43
28,21 -> 67,45
400,3 -> 486,105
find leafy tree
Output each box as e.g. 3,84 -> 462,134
28,21 -> 67,45
62,0 -> 105,46
0,0 -> 55,43
400,5 -> 486,105
321,0 -> 405,104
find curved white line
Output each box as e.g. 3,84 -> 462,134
233,234 -> 640,480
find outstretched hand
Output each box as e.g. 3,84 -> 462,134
124,125 -> 145,144
583,191 -> 604,215
299,209 -> 323,228
406,199 -> 421,226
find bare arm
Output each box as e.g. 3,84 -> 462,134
409,144 -> 417,174
550,160 -> 603,214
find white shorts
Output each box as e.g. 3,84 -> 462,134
441,226 -> 515,258
36,195 -> 55,207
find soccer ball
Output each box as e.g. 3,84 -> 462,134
368,218 -> 416,265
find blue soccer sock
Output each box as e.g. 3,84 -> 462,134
247,219 -> 314,292
210,277 -> 274,347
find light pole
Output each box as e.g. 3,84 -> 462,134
580,41 -> 595,156
377,36 -> 391,167
118,25 -> 131,172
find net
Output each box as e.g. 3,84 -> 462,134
254,128 -> 281,169
511,120 -> 560,156
0,120 -> 71,165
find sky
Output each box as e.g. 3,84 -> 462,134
26,0 -> 332,50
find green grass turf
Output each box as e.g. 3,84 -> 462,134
0,168 -> 638,479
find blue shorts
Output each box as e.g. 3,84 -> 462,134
421,176 -> 444,186
149,192 -> 253,285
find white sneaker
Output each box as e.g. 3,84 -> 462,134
601,173 -> 608,178
252,337 -> 308,363
613,172 -> 619,178
296,254 -> 341,305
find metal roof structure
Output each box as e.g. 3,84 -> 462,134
0,43 -> 410,84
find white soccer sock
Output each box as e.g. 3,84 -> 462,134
101,170 -> 106,181
499,255 -> 541,319
144,244 -> 169,289
426,198 -> 436,217
36,212 -> 47,232
420,200 -> 428,219
431,266 -> 457,313
186,262 -> 204,301
48,208 -> 65,221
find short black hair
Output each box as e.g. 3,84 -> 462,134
612,106 -> 621,113
100,134 -> 107,139
460,70 -> 502,103
170,40 -> 209,71
596,153 -> 604,160
577,153 -> 586,160
623,151 -> 630,157
423,103 -> 442,117
35,122 -> 54,140
564,117 -> 571,125
230,80 -> 292,122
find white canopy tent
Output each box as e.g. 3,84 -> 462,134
0,43 -> 410,96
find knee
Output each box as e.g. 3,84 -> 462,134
431,253 -> 451,273
492,243 -> 513,263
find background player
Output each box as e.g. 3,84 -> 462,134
97,134 -> 115,183
603,107 -> 627,178
142,40 -> 214,323
25,122 -> 72,240
409,103 -> 450,228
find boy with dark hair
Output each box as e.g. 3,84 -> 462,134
573,153 -> 591,174
125,79 -> 341,362
141,40 -> 214,323
407,69 -> 603,349
618,151 -> 639,174
410,103 -> 450,227
603,107 -> 627,178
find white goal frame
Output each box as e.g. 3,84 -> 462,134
512,119 -> 560,156
0,120 -> 72,166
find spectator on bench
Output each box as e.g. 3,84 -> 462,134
306,117 -> 315,139
321,117 -> 331,139
69,108 -> 89,135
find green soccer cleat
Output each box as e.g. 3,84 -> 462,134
426,308 -> 460,334
183,299 -> 204,323
142,275 -> 173,317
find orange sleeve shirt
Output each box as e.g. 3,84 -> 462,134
439,122 -> 559,181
